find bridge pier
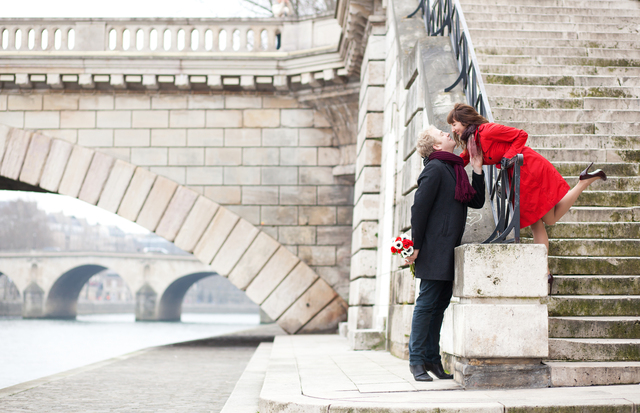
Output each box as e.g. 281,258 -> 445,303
135,283 -> 158,321
22,282 -> 45,318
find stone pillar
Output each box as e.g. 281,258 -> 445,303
441,244 -> 550,389
135,283 -> 158,321
22,282 -> 45,318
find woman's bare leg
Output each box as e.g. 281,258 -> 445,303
530,219 -> 549,251
541,176 -> 600,225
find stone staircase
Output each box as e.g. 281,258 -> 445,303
459,0 -> 640,385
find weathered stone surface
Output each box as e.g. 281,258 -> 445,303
211,219 -> 259,276
19,133 -> 51,186
349,329 -> 386,350
228,232 -> 280,290
280,148 -> 317,166
78,151 -> 115,205
242,186 -> 278,205
351,221 -> 377,253
281,109 -> 313,127
262,261 -> 318,319
279,186 -> 316,205
245,247 -> 300,304
155,186 -> 199,241
298,246 -> 336,266
0,129 -> 32,180
298,296 -> 348,334
206,110 -> 242,128
261,206 -> 298,225
278,278 -> 337,333
278,226 -> 316,245
261,167 -> 297,185
97,159 -> 136,213
262,128 -> 298,146
136,176 -> 179,231
243,109 -> 279,128
454,244 -> 548,298
193,207 -> 240,264
117,167 -> 157,222
352,194 -> 380,228
348,305 -> 374,332
174,196 -> 220,252
350,249 -> 377,280
299,206 -> 336,225
0,125 -> 10,161
58,146 -> 94,197
39,139 -> 73,192
348,277 -> 376,305
317,185 -> 353,205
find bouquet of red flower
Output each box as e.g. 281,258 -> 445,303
390,235 -> 415,276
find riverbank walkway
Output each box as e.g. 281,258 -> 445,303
2,329 -> 639,412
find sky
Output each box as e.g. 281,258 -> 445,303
0,0 -> 268,18
0,0 -> 268,235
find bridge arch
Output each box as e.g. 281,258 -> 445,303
45,264 -> 106,318
0,125 -> 347,333
156,271 -> 215,321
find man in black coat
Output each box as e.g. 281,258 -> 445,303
405,126 -> 485,381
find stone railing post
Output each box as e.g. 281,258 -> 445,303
441,244 -> 550,389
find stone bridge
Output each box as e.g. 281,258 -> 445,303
0,2 -> 378,335
0,251 -> 216,320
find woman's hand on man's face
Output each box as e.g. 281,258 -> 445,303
470,152 -> 483,174
404,248 -> 419,265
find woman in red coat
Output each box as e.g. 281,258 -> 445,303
447,103 -> 606,283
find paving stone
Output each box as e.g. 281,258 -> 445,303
193,207 -> 240,264
0,128 -> 32,180
58,145 -> 94,197
211,219 -> 260,276
228,231 -> 281,290
136,176 -> 179,232
19,133 -> 51,186
245,246 -> 300,304
117,167 -> 157,221
78,151 -> 115,205
262,261 -> 318,319
278,278 -> 337,333
206,110 -> 243,128
174,196 -> 219,252
155,186 -> 199,241
97,159 -> 137,213
39,139 -> 73,192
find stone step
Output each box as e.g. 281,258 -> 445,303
548,239 -> 640,257
491,97 -> 640,111
478,46 -> 640,60
556,206 -> 640,223
460,0 -> 640,10
531,148 -> 607,163
494,108 -> 640,123
477,54 -> 640,70
461,4 -> 640,17
563,176 -> 640,192
486,84 -> 640,99
485,74 -> 624,88
552,161 -> 639,177
548,338 -> 640,361
464,12 -> 640,25
547,361 -> 640,386
467,21 -> 640,33
526,134 -> 640,149
220,342 -> 271,413
523,222 -> 640,239
469,29 -> 640,42
481,64 -> 640,78
550,256 -> 640,275
500,120 -> 640,136
549,316 -> 640,338
551,276 -> 640,296
475,38 -> 640,50
548,295 -> 640,317
573,190 -> 640,207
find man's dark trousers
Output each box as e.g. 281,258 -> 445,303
408,279 -> 453,366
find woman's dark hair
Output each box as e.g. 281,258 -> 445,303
446,103 -> 489,147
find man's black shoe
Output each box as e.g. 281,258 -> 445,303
424,362 -> 453,380
409,364 -> 433,382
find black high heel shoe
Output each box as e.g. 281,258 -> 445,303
548,273 -> 554,295
579,162 -> 607,182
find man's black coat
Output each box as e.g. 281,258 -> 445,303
410,158 -> 486,281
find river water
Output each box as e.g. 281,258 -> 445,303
0,313 -> 260,389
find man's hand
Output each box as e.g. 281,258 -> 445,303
404,248 -> 419,265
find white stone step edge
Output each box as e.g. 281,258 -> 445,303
220,342 -> 273,413
545,361 -> 640,387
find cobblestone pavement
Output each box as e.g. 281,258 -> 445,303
0,324 -> 285,413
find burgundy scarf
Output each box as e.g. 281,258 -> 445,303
428,151 -> 476,203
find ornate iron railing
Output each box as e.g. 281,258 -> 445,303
408,0 -> 521,243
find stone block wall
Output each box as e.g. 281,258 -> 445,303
0,91 -> 352,299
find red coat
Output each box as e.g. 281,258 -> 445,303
461,123 -> 570,228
